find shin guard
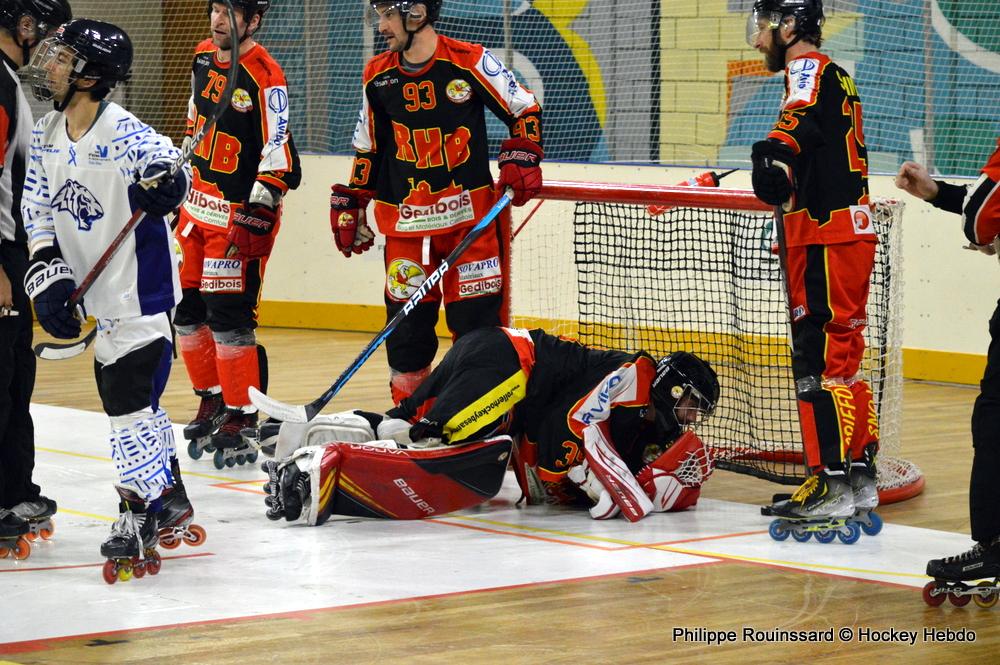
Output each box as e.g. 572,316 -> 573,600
109,411 -> 172,502
177,325 -> 219,391
390,366 -> 431,406
295,436 -> 513,524
216,342 -> 261,409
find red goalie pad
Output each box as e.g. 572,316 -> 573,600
314,437 -> 513,522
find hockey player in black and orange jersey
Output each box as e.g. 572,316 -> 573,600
330,0 -> 543,406
174,0 -> 301,465
260,327 -> 720,524
896,143 -> 1000,604
747,0 -> 881,539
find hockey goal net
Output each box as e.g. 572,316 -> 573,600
509,181 -> 924,504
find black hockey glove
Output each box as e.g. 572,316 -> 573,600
751,140 -> 795,206
129,162 -> 190,217
24,246 -> 81,339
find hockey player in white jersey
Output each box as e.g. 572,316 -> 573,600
20,19 -> 204,583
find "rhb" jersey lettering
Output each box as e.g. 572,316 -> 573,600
392,122 -> 472,171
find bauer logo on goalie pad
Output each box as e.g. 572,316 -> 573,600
386,258 -> 426,300
446,79 -> 472,104
231,88 -> 253,112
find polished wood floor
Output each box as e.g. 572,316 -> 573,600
19,326 -> 998,664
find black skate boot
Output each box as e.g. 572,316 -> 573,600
241,416 -> 282,457
0,509 -> 31,560
100,490 -> 162,584
184,389 -> 226,460
157,459 -> 207,550
923,537 -> 1000,608
11,495 -> 57,542
262,456 -> 309,521
848,443 -> 882,536
766,469 -> 860,544
210,408 -> 259,469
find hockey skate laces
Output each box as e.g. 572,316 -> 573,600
790,475 -> 819,503
943,543 -> 984,564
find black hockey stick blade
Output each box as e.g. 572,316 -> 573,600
34,327 -> 97,361
249,190 -> 515,423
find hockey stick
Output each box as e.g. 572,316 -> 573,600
249,189 -> 515,423
34,0 -> 241,361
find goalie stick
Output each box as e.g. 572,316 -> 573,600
34,0 -> 241,362
249,189 -> 515,423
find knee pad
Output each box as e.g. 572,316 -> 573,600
109,410 -> 172,502
385,301 -> 439,372
443,294 -> 502,338
173,287 -> 207,328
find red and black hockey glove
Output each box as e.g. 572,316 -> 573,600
330,184 -> 376,258
751,139 -> 795,206
227,202 -> 279,260
496,137 -> 543,206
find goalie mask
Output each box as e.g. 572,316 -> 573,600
23,18 -> 131,110
746,0 -> 824,52
649,351 -> 719,435
370,0 -> 441,52
0,0 -> 72,64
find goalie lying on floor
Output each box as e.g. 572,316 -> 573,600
259,327 -> 720,525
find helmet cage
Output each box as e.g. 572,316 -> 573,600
21,36 -> 86,102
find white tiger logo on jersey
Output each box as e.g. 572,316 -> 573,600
52,179 -> 105,231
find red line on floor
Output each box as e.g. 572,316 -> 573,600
210,479 -> 267,496
616,529 -> 769,549
0,561 -> 722,654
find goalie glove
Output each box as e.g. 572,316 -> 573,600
496,137 -> 543,206
637,431 -> 714,512
751,139 -> 795,206
226,182 -> 281,260
24,246 -> 81,339
330,184 -> 376,257
567,460 -> 621,520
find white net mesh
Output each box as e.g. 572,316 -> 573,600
509,187 -> 923,501
68,0 -> 1000,177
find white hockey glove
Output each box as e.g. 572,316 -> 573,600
567,460 -> 621,520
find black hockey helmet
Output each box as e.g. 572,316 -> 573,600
0,0 -> 71,62
747,0 -> 824,47
370,0 -> 442,25
23,19 -> 132,108
207,0 -> 269,20
649,351 -> 720,432
0,0 -> 71,34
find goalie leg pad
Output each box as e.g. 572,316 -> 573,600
297,437 -> 513,523
271,411 -> 379,461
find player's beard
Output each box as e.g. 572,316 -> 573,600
763,40 -> 785,73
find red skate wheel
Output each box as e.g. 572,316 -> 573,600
949,590 -> 972,607
39,521 -> 54,540
102,559 -> 118,585
159,530 -> 180,549
146,552 -> 162,576
184,524 -> 207,546
133,561 -> 146,578
922,582 -> 946,607
12,537 -> 30,561
0,546 -> 9,558
25,531 -> 37,541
